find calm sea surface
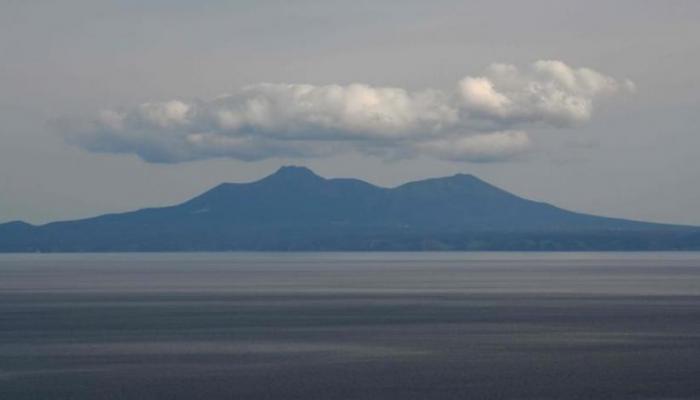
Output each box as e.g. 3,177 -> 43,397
2,252 -> 700,400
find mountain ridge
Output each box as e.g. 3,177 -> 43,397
1,166 -> 698,252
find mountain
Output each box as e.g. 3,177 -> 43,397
1,166 -> 699,251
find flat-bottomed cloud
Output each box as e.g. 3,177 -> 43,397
65,60 -> 632,163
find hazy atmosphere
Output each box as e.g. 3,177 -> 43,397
2,0 -> 699,225
3,4 -> 700,398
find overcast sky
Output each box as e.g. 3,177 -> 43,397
1,0 -> 699,225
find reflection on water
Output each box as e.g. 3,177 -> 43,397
1,252 -> 700,399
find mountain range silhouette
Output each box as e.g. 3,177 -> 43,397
1,166 -> 698,251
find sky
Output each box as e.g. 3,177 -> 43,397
1,0 -> 699,225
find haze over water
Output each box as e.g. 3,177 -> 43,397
2,252 -> 700,399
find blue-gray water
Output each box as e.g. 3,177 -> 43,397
2,252 -> 700,400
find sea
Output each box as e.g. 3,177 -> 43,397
1,252 -> 700,400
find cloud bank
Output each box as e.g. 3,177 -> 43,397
66,60 -> 632,163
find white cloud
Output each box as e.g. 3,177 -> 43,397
207,83 -> 457,140
459,77 -> 512,117
136,100 -> 191,128
66,60 -> 632,163
458,60 -> 628,127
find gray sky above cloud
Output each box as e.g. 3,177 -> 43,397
1,0 -> 699,225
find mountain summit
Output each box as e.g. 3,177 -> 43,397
1,167 -> 698,251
